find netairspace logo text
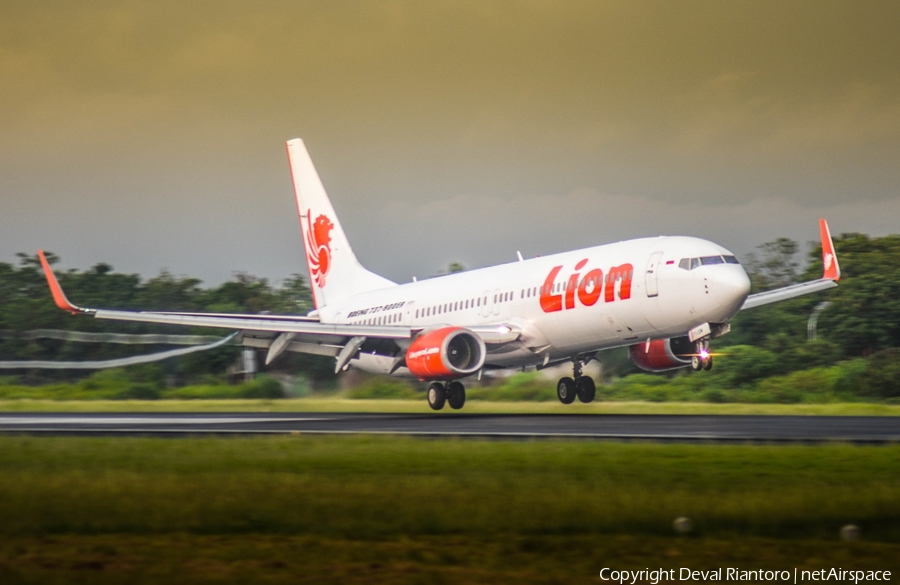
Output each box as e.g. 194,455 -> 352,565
599,568 -> 892,584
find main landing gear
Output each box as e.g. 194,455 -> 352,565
557,358 -> 596,404
690,339 -> 713,371
427,381 -> 466,411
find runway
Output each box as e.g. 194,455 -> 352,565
1,412 -> 898,443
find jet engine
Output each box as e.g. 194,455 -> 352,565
405,326 -> 486,380
629,336 -> 694,372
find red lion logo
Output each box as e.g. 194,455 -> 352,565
306,213 -> 334,287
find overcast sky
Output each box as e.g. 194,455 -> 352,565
1,1 -> 898,286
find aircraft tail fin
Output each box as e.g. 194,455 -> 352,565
286,139 -> 395,309
819,218 -> 840,281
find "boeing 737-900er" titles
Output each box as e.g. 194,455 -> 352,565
38,138 -> 841,410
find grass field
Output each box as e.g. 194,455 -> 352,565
1,397 -> 900,415
0,436 -> 897,583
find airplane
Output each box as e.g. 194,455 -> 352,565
38,138 -> 841,410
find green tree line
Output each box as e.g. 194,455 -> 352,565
2,232 -> 899,401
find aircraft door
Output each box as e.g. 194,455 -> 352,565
492,288 -> 501,316
404,302 -> 415,326
646,251 -> 664,298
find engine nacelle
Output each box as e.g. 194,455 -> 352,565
629,336 -> 694,372
406,326 -> 486,380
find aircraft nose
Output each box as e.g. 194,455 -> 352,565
712,267 -> 751,314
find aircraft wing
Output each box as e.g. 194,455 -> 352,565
37,250 -> 521,366
38,250 -> 411,338
741,219 -> 841,311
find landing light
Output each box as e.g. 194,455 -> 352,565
497,325 -> 511,334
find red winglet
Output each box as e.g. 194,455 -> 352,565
37,250 -> 80,314
819,219 -> 840,281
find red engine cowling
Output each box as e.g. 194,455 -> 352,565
629,336 -> 693,372
406,327 -> 486,380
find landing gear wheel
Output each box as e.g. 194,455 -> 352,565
557,377 -> 577,404
427,382 -> 446,410
447,381 -> 466,410
702,356 -> 713,371
691,356 -> 702,371
576,376 -> 596,403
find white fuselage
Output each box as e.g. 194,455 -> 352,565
316,235 -> 751,376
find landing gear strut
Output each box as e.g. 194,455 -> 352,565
558,357 -> 596,404
427,381 -> 467,410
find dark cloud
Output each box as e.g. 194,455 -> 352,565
1,1 -> 898,284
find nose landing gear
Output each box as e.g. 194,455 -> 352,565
557,357 -> 596,404
690,339 -> 713,371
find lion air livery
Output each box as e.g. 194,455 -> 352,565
39,138 -> 841,410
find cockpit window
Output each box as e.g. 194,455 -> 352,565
700,255 -> 724,266
680,255 -> 740,270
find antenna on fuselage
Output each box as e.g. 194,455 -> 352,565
516,251 -> 524,262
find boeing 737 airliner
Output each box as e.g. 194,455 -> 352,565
39,139 -> 841,410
